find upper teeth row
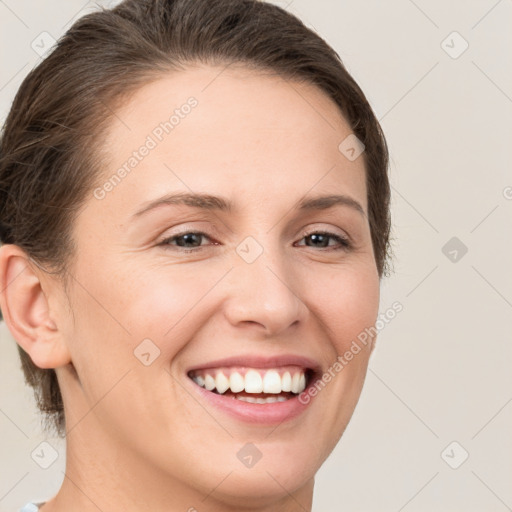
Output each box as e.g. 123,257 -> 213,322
191,369 -> 307,394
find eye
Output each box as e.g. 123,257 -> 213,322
158,231 -> 216,251
295,231 -> 351,251
158,229 -> 351,252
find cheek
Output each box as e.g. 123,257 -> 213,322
62,258 -> 222,434
70,258 -> 226,368
307,263 -> 380,352
120,262 -> 225,340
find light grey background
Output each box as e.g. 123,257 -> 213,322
1,1 -> 511,511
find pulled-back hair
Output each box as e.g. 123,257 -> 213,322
0,0 -> 390,437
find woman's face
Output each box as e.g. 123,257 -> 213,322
57,65 -> 380,507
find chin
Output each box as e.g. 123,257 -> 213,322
204,468 -> 313,508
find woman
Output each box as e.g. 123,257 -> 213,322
0,0 -> 390,510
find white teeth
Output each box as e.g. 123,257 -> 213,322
262,370 -> 282,394
245,370 -> 263,393
204,374 -> 216,391
235,395 -> 288,404
229,372 -> 245,393
299,373 -> 306,393
215,372 -> 230,394
237,396 -> 257,403
191,368 -> 308,395
291,372 -> 301,394
192,375 -> 205,387
281,372 -> 292,392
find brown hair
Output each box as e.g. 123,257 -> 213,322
0,0 -> 391,437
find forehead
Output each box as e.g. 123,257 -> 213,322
94,65 -> 367,217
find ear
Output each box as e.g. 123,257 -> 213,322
0,244 -> 71,369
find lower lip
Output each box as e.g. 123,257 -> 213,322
189,380 -> 313,424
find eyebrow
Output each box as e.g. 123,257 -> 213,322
132,192 -> 366,218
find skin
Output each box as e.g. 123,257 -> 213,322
0,64 -> 380,512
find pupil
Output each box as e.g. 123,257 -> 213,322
308,234 -> 328,247
178,233 -> 201,247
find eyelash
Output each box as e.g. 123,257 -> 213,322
158,230 -> 352,252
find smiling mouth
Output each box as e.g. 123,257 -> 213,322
187,366 -> 313,404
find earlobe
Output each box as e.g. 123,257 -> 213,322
0,244 -> 71,369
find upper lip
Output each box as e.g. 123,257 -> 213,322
186,354 -> 322,374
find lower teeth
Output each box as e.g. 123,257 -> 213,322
234,395 -> 289,403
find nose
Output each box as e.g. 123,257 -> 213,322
223,241 -> 307,336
